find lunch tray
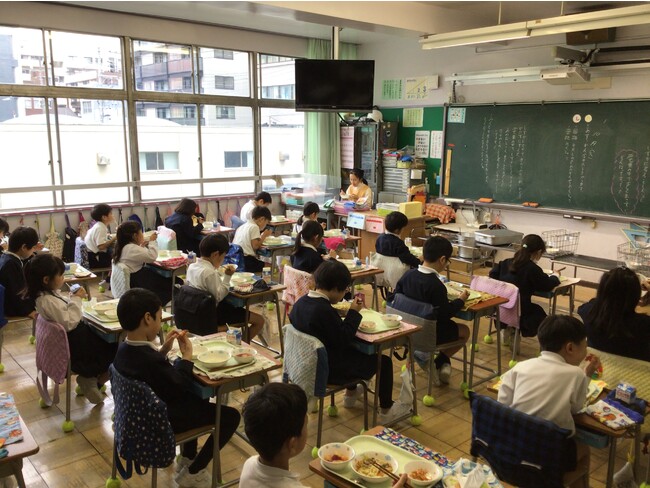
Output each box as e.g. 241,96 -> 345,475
64,265 -> 91,278
188,340 -> 256,375
445,283 -> 482,302
321,435 -> 443,487
358,309 -> 402,335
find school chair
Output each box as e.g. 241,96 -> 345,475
469,392 -> 589,488
230,215 -> 245,231
74,237 -> 111,281
387,293 -> 468,405
282,324 -> 369,454
110,262 -> 131,299
470,275 -> 521,367
370,253 -> 410,300
106,365 -> 215,488
34,315 -> 76,433
2,279 -> 37,345
281,265 -> 314,325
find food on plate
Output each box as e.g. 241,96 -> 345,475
325,453 -> 348,462
359,321 -> 376,331
354,456 -> 394,477
410,468 -> 434,481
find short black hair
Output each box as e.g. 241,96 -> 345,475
24,254 -> 65,299
199,233 -> 229,258
303,201 -> 319,217
174,198 -> 198,216
537,315 -> 587,353
251,205 -> 272,221
90,203 -> 113,222
8,226 -> 39,253
255,192 -> 272,204
243,383 -> 307,461
314,259 -> 351,292
117,288 -> 162,331
385,211 -> 408,233
0,218 -> 9,235
423,236 -> 453,262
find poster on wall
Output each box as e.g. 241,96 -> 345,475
340,126 -> 354,169
381,79 -> 403,100
430,130 -> 443,159
414,131 -> 430,158
403,108 -> 424,128
404,76 -> 438,100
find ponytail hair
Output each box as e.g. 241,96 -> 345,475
292,220 -> 324,255
113,220 -> 142,264
298,201 -> 320,226
510,234 -> 546,273
350,168 -> 368,185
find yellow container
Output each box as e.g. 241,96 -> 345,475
398,201 -> 423,218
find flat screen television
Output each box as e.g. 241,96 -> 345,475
294,59 -> 375,112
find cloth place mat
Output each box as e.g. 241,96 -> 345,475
193,354 -> 277,380
0,393 -> 23,446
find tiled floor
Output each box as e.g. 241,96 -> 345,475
0,270 -> 646,487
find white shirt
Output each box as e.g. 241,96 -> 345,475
84,221 -> 108,253
239,456 -> 306,488
417,264 -> 438,275
118,241 -> 158,273
498,351 -> 590,435
240,200 -> 256,221
233,221 -> 261,257
35,291 -> 82,332
186,259 -> 231,303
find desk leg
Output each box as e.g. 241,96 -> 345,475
274,292 -> 284,357
83,283 -> 91,299
467,314 -> 480,390
569,285 -> 575,316
495,308 -> 502,377
407,336 -> 418,419
606,437 -> 617,488
551,294 -> 557,316
633,424 -> 641,480
372,276 -> 378,311
372,352 -> 382,427
270,250 -> 277,281
212,389 -> 223,488
11,459 -> 25,488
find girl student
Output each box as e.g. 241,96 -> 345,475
290,220 -> 336,274
294,201 -> 325,234
113,221 -> 174,306
24,254 -> 117,404
489,234 -> 561,338
340,168 -> 372,206
165,198 -> 204,254
578,266 -> 650,361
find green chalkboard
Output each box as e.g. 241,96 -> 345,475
443,101 -> 650,219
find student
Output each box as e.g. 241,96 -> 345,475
294,201 -> 325,234
84,203 -> 116,269
340,168 -> 372,206
290,220 -> 335,274
241,191 -> 272,221
0,218 -> 8,254
578,267 -> 650,361
498,315 -> 601,488
0,227 -> 39,317
24,254 -> 117,404
114,288 -> 240,488
375,211 -> 421,268
394,236 -> 470,384
233,206 -> 272,273
112,221 -> 173,306
185,233 -> 264,339
240,382 -> 408,487
289,260 -> 409,423
164,198 -> 204,255
489,234 -> 560,337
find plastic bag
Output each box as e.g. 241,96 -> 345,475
156,226 -> 177,251
398,364 -> 414,407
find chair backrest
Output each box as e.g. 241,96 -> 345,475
224,244 -> 245,272
109,365 -> 176,474
588,347 -> 650,401
469,393 -> 574,488
35,315 -> 71,405
470,275 -> 521,329
172,284 -> 219,336
111,262 -> 131,299
230,215 -> 245,230
370,253 -> 410,289
74,237 -> 89,268
282,324 -> 329,398
0,284 -> 6,328
281,265 -> 314,307
386,293 -> 438,351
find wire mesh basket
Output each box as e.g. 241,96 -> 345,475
617,242 -> 650,274
542,229 -> 580,257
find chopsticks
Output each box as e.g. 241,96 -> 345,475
369,460 -> 412,488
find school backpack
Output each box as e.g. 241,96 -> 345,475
127,213 -> 143,229
62,214 -> 78,263
109,365 -> 175,479
223,244 -> 245,272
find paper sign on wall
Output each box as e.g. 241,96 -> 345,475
403,108 -> 424,128
430,130 -> 443,159
404,76 -> 438,100
382,79 -> 403,100
414,131 -> 430,158
340,126 -> 354,169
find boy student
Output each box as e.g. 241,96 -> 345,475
240,191 -> 272,221
394,236 -> 470,384
0,227 -> 39,317
84,203 -> 116,268
114,288 -> 240,488
375,211 -> 421,268
289,260 -> 409,424
241,382 -> 408,488
233,205 -> 272,273
498,315 -> 601,487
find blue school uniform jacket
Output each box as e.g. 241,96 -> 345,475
375,233 -> 420,268
0,253 -> 35,316
164,212 -> 203,254
290,246 -> 324,274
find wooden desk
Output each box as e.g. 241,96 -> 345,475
354,211 -> 432,260
456,296 -> 509,390
82,304 -> 173,342
0,417 -> 39,488
63,265 -> 97,298
349,267 -> 384,311
267,219 -> 297,235
353,324 -> 421,426
201,226 -> 234,237
189,334 -> 282,488
228,284 -> 286,357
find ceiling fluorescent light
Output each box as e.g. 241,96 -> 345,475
528,4 -> 650,37
420,22 -> 529,49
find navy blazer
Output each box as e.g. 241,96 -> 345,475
375,233 -> 420,268
164,212 -> 203,254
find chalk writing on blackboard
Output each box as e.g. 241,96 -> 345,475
611,149 -> 640,215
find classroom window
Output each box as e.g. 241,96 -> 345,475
257,53 -> 296,100
184,106 -> 196,119
214,75 -> 235,90
260,107 -> 304,181
224,151 -> 253,169
133,40 -> 192,93
0,27 -> 48,86
214,49 -> 234,59
199,48 -> 249,96
216,106 -> 235,119
139,152 -> 179,171
261,84 -> 295,100
182,76 -> 192,90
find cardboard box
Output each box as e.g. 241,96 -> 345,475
398,201 -> 423,219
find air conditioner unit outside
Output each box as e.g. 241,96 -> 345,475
540,66 -> 591,85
